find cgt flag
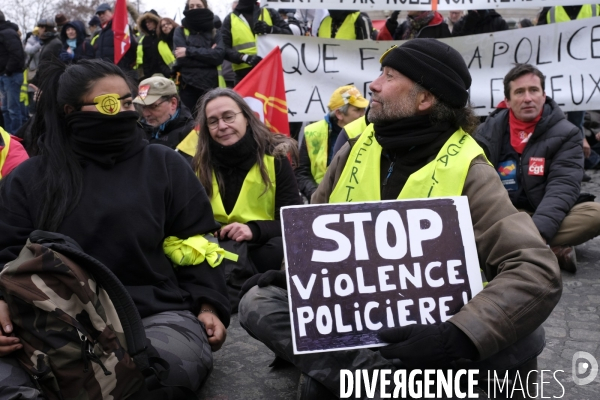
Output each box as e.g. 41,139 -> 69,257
235,47 -> 290,136
112,0 -> 131,64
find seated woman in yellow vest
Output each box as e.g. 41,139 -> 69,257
193,88 -> 302,272
317,9 -> 373,40
173,0 -> 224,114
295,85 -> 367,201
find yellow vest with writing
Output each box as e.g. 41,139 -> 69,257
329,126 -> 487,203
231,9 -> 272,71
318,12 -> 360,39
547,5 -> 599,23
344,116 -> 367,139
304,120 -> 329,185
210,154 -> 276,224
0,128 -> 12,180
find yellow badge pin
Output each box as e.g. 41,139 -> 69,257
93,93 -> 121,115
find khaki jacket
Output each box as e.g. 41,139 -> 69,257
312,138 -> 562,360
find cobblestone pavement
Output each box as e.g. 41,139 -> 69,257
200,170 -> 600,400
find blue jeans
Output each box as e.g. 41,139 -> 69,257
0,72 -> 24,133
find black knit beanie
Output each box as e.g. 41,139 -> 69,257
381,39 -> 471,108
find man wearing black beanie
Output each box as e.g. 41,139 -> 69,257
239,39 -> 561,399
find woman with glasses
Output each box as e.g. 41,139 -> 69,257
158,17 -> 180,50
193,88 -> 302,274
173,0 -> 224,114
0,59 -> 229,397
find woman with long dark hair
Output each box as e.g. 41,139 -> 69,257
193,88 -> 302,274
173,0 -> 224,114
0,59 -> 229,396
158,17 -> 180,50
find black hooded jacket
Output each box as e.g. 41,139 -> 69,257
475,98 -> 583,242
39,32 -> 63,63
452,10 -> 509,36
59,20 -> 95,64
137,11 -> 170,78
0,20 -> 25,75
94,19 -> 138,71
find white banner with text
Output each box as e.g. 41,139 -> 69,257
258,17 -> 600,122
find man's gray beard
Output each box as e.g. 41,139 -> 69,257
367,88 -> 420,124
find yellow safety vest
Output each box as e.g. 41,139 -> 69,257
136,36 -> 177,70
304,120 -> 329,185
182,28 -> 226,88
176,128 -> 199,157
318,12 -> 360,39
91,32 -> 100,46
0,128 -> 12,180
210,154 -> 276,224
330,126 -> 487,203
231,9 -> 272,71
20,70 -> 29,107
547,5 -> 599,23
344,116 -> 367,139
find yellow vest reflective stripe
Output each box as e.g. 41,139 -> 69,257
158,40 -> 176,67
231,9 -> 272,71
329,126 -> 488,203
547,5 -> 599,23
344,116 -> 367,139
0,128 -> 12,180
217,65 -> 226,88
304,119 -> 329,184
210,154 -> 276,223
318,12 -> 360,39
20,71 -> 29,106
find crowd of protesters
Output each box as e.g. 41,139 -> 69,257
1,1 -> 600,398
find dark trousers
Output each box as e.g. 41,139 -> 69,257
180,84 -> 208,117
248,236 -> 284,273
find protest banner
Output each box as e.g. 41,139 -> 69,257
258,17 -> 600,122
281,197 -> 483,354
265,0 -> 593,11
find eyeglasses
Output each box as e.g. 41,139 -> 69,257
142,98 -> 170,111
207,111 -> 243,130
160,22 -> 172,28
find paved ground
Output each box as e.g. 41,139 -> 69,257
200,170 -> 600,400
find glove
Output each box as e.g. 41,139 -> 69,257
378,322 -> 478,369
245,55 -> 262,67
254,21 -> 273,35
240,270 -> 287,298
385,11 -> 400,34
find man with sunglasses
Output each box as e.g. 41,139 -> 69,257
133,76 -> 195,149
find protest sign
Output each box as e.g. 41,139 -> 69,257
265,0 -> 592,11
258,17 -> 600,121
281,197 -> 483,354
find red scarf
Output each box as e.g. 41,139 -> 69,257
497,100 -> 542,154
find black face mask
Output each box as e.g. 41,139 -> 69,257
183,8 -> 214,32
65,111 -> 144,167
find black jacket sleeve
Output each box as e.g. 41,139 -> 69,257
267,8 -> 293,35
175,28 -> 225,67
532,122 -> 584,242
537,8 -> 550,25
1,30 -> 26,74
355,12 -> 373,40
248,156 -> 302,244
295,139 -> 318,200
164,153 -> 231,326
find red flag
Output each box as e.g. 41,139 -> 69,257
234,47 -> 290,136
112,0 -> 131,64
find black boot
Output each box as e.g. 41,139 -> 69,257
297,373 -> 337,400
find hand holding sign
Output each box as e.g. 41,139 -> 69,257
378,322 -> 477,369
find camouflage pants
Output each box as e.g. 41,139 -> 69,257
0,310 -> 212,399
238,285 -> 393,399
239,286 -> 544,400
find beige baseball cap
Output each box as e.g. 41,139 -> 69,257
133,76 -> 177,105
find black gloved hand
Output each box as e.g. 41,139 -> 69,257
240,270 -> 287,298
385,11 -> 400,33
254,21 -> 273,35
246,55 -> 263,67
378,322 -> 478,369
